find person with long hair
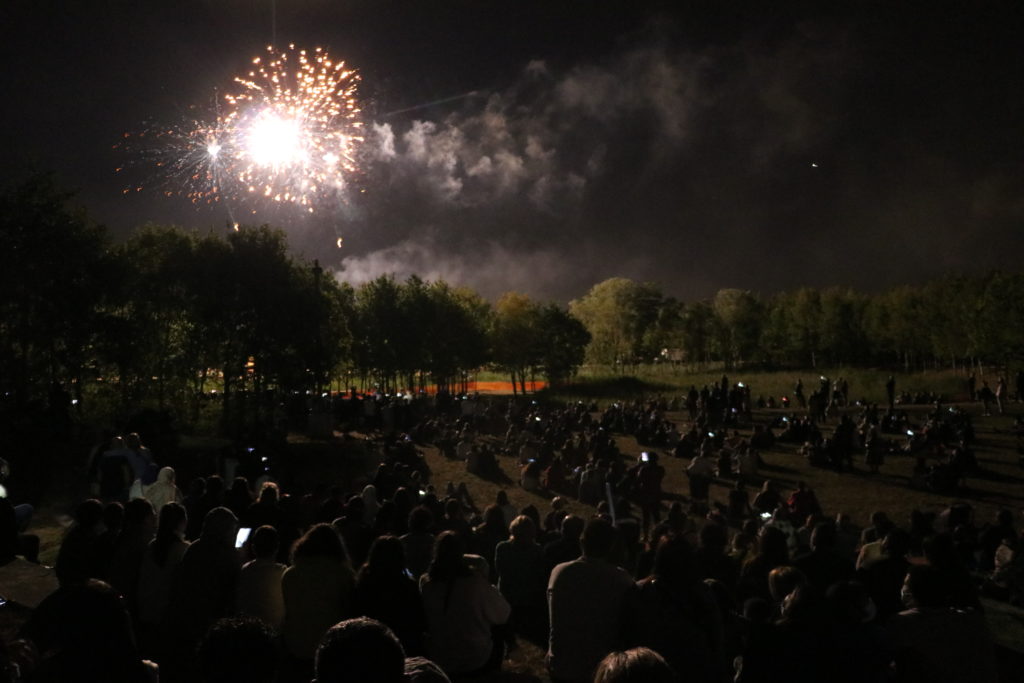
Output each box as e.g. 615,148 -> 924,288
495,515 -> 546,644
281,523 -> 355,665
354,535 -> 427,655
738,526 -> 791,603
223,476 -> 253,519
471,504 -> 508,582
138,501 -> 189,629
420,531 -> 510,677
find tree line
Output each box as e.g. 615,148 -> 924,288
569,274 -> 1024,372
0,175 -> 589,424
3,175 -> 1022,428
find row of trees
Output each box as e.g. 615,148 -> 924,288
570,275 -> 1024,371
0,176 -> 589,426
5,175 -> 1022,429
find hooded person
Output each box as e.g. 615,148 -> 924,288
361,485 -> 381,526
144,466 -> 184,515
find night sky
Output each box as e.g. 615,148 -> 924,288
2,1 -> 1022,302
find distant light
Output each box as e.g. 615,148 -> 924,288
811,162 -> 818,168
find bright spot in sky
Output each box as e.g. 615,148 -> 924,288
246,112 -> 305,167
207,142 -> 222,158
811,162 -> 818,168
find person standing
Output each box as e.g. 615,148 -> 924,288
995,377 -> 1007,415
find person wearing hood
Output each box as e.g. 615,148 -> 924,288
144,466 -> 183,515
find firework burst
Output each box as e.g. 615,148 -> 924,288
120,44 -> 362,214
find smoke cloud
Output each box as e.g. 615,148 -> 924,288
333,41 -> 703,299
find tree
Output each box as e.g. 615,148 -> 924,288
712,288 -> 763,368
535,304 -> 590,387
353,275 -> 406,391
491,292 -> 542,395
422,282 -> 491,394
98,225 -> 198,411
680,300 -> 716,366
569,277 -> 664,366
818,287 -> 867,366
0,174 -> 113,407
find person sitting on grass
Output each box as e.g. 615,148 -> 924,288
421,531 -> 510,677
282,523 -> 356,664
354,535 -> 427,656
623,533 -> 725,682
235,525 -> 286,631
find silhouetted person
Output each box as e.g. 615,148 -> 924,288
164,507 -> 241,650
282,523 -> 356,663
197,616 -> 278,683
885,565 -> 997,683
23,579 -> 158,682
420,530 -> 510,676
354,535 -> 427,655
624,533 -> 724,682
794,521 -> 855,595
593,647 -> 675,683
235,524 -> 286,631
548,517 -> 633,683
543,514 -> 584,577
313,617 -> 406,683
55,499 -> 106,587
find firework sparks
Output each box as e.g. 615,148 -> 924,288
121,44 -> 362,214
222,44 -> 363,210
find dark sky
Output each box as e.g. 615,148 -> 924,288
2,1 -> 1023,302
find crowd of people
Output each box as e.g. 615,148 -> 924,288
2,472 -> 1017,681
1,374 -> 1021,682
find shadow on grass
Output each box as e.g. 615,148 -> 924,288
540,376 -> 677,401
